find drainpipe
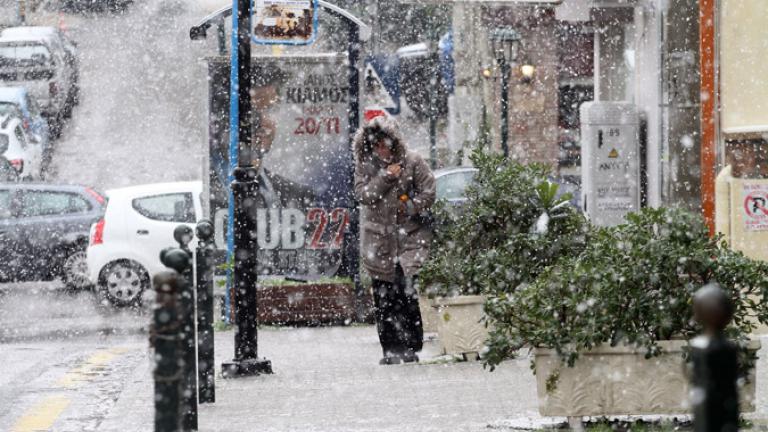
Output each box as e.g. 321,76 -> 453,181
699,0 -> 717,235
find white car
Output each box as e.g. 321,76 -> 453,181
0,27 -> 79,107
0,33 -> 77,123
0,26 -> 78,75
0,113 -> 42,180
87,181 -> 202,306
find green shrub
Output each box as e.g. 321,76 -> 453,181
484,207 -> 768,371
420,149 -> 587,297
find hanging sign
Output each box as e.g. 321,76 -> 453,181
252,0 -> 319,45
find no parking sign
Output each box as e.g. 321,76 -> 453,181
742,183 -> 768,231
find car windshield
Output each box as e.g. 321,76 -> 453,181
0,43 -> 52,67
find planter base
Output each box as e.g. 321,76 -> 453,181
534,340 -> 759,417
433,295 -> 488,358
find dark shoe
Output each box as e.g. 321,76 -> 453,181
379,355 -> 403,365
402,350 -> 419,363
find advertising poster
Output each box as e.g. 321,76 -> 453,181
207,54 -> 354,277
252,0 -> 319,45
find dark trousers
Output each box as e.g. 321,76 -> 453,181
372,265 -> 424,357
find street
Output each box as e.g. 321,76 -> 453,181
3,0 -> 768,431
0,0 -> 210,429
0,283 -> 148,431
47,0 -> 210,190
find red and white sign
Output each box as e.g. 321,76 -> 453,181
742,183 -> 768,231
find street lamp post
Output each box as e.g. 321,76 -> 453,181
490,28 -> 521,158
221,0 -> 272,378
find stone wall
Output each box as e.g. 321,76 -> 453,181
483,7 -> 560,166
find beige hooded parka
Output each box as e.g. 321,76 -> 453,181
353,116 -> 436,282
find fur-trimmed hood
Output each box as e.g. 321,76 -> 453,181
353,115 -> 407,164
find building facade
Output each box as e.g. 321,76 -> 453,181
447,0 -> 701,210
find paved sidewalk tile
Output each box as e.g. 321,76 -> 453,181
101,325 -> 541,432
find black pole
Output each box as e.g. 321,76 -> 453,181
221,0 -> 272,377
344,23 -> 368,323
195,220 -> 216,403
152,269 -> 183,432
216,21 -> 227,56
691,283 -> 740,432
500,59 -> 510,158
428,50 -> 438,169
172,225 -> 198,431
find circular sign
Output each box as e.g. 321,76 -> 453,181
744,191 -> 768,219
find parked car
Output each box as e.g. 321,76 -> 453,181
434,166 -> 582,208
0,26 -> 79,92
63,0 -> 133,12
0,32 -> 77,128
0,183 -> 106,288
0,113 -> 42,180
87,181 -> 202,307
0,86 -> 51,158
434,166 -> 477,206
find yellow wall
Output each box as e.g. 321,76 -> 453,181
720,0 -> 768,134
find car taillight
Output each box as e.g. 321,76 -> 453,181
91,218 -> 105,245
49,82 -> 58,97
9,159 -> 23,173
85,187 -> 105,205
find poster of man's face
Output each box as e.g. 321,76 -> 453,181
207,56 -> 353,277
253,1 -> 316,44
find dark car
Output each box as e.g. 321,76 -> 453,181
62,0 -> 132,12
435,166 -> 477,205
0,183 -> 105,288
434,166 -> 582,209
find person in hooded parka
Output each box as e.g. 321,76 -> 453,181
353,115 -> 436,364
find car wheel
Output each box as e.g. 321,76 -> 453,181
98,260 -> 149,307
62,249 -> 91,290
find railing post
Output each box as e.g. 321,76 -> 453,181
172,225 -> 198,431
152,249 -> 187,432
195,220 -> 216,403
690,282 -> 739,432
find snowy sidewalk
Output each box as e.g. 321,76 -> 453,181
99,325 -> 545,432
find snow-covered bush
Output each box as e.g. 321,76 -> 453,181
420,148 -> 587,297
483,207 -> 768,372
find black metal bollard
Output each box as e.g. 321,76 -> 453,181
690,282 -> 739,432
170,225 -> 198,431
195,220 -> 216,403
152,252 -> 185,432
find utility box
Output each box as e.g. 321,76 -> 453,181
580,102 -> 641,226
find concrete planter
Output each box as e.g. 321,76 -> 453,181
534,340 -> 759,417
419,295 -> 439,334
433,295 -> 489,360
